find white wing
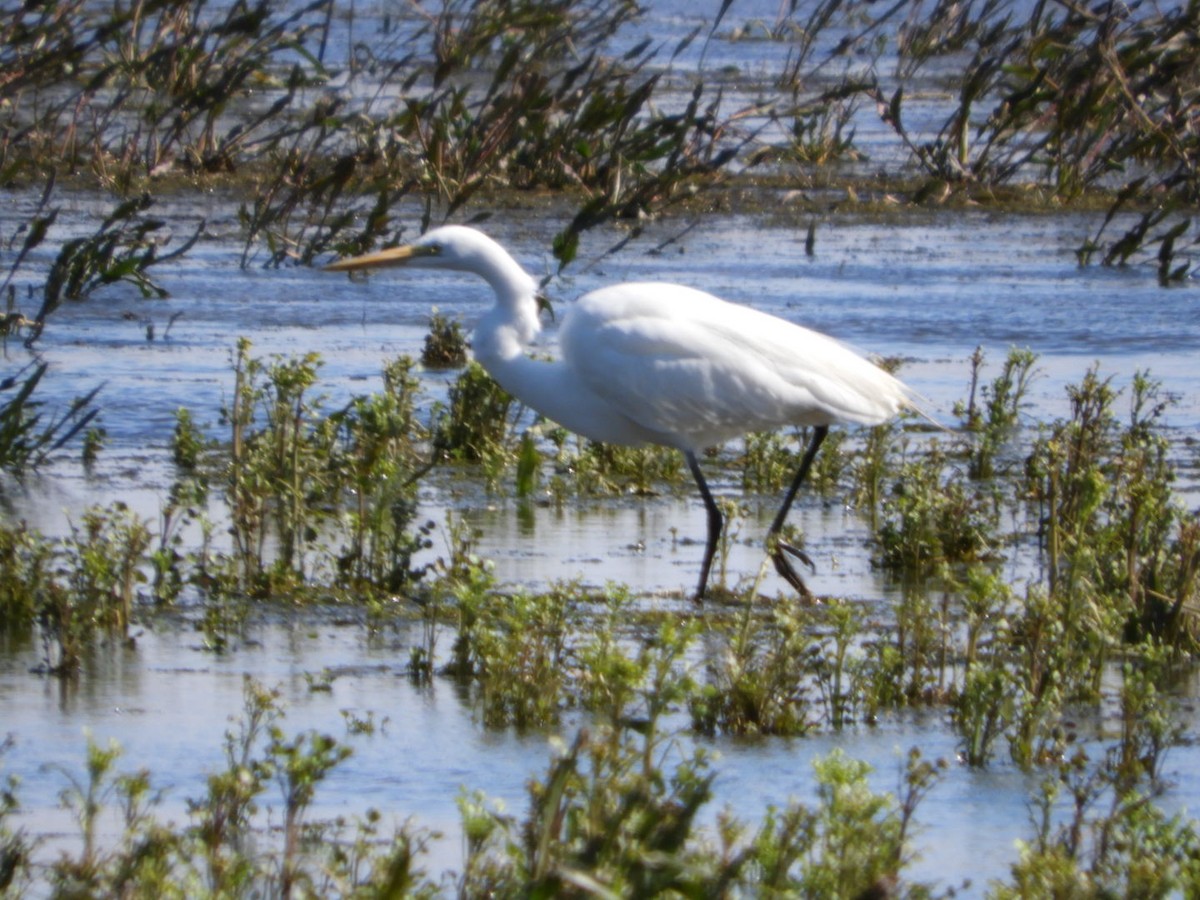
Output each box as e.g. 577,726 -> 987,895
560,282 -> 910,450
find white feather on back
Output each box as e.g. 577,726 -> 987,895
561,282 -> 910,450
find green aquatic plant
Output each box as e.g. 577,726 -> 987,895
849,416 -> 901,532
80,425 -> 104,469
44,734 -> 169,897
0,361 -> 102,474
62,502 -> 152,636
991,741 -> 1200,899
955,663 -> 1011,769
459,722 -> 941,897
188,678 -> 279,893
458,727 -> 721,898
0,521 -> 52,631
421,310 -> 469,369
691,595 -> 818,737
12,658 -> 1195,897
22,678 -> 421,898
470,584 -> 575,730
213,342 -> 440,604
574,584 -> 646,726
33,503 -> 152,675
876,441 -> 998,577
328,355 -> 433,597
1024,365 -> 1195,656
551,435 -> 685,500
862,583 -> 950,713
958,345 -> 1039,480
150,476 -> 207,607
952,565 -> 1016,767
1111,647 -> 1182,796
170,407 -> 209,472
267,726 -> 354,898
4,506 -> 156,671
21,193 -> 203,341
740,427 -> 848,499
0,737 -> 33,895
223,340 -> 334,592
790,750 -> 919,898
438,360 -> 519,476
811,597 -> 868,729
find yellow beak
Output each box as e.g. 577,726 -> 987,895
323,244 -> 421,272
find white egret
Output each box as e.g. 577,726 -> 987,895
325,225 -> 916,601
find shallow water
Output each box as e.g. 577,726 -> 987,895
4,0 -> 1199,890
4,200 -> 1200,892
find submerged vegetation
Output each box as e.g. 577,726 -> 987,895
3,0 -> 1200,895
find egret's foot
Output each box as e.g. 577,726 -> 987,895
772,542 -> 817,602
779,542 -> 815,572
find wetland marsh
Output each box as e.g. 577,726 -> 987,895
3,0 -> 1200,896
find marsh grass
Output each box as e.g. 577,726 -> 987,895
420,310 -> 468,369
4,0 -> 1198,472
0,678 -> 954,898
0,360 -> 101,473
4,1 -> 1193,285
2,1 -> 1199,889
991,664 -> 1200,899
1,348 -> 1199,891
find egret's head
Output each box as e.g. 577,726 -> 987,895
323,225 -> 497,276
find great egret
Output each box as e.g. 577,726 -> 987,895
325,225 -> 915,600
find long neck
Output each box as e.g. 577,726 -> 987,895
477,249 -> 538,316
468,264 -> 576,436
465,239 -> 652,445
471,257 -> 541,368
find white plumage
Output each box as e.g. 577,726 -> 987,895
326,224 -> 914,600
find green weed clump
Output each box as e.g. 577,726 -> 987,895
958,346 -> 1039,480
420,310 -> 469,369
0,676 -> 948,898
37,503 -> 152,674
933,362 -> 1198,769
328,356 -> 434,597
0,522 -> 51,632
437,360 -> 520,476
876,442 -> 999,576
461,730 -> 940,898
4,661 -> 1196,898
25,678 -> 426,899
0,361 -> 101,473
740,427 -> 847,497
990,653 -> 1198,897
1028,367 -> 1192,647
555,438 -> 686,498
0,341 -> 445,665
691,596 -> 820,737
0,511 -> 149,674
215,340 -> 435,607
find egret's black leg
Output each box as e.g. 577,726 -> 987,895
686,450 -> 723,603
768,425 -> 829,600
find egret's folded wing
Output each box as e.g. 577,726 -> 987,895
562,283 -> 908,449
